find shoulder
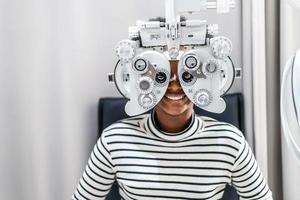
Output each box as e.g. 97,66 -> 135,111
101,113 -> 149,139
197,115 -> 244,144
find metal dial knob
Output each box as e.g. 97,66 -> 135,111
211,36 -> 232,59
116,40 -> 135,62
138,93 -> 157,109
194,90 -> 212,107
203,59 -> 220,77
136,76 -> 154,94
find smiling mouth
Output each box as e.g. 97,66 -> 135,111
164,94 -> 186,101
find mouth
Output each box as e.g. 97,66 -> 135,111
164,94 -> 186,101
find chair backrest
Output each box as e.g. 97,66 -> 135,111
98,93 -> 244,200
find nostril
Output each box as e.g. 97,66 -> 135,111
168,80 -> 183,92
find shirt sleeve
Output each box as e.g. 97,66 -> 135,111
231,136 -> 273,200
72,134 -> 116,200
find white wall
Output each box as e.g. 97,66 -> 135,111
0,0 -> 242,199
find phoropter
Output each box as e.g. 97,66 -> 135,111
109,0 -> 236,116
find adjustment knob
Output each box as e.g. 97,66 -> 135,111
194,90 -> 212,107
203,59 -> 220,77
136,76 -> 154,94
116,40 -> 135,62
210,36 -> 232,59
138,93 -> 157,109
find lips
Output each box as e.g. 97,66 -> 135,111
164,94 -> 186,101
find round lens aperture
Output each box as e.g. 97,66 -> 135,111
134,59 -> 147,72
139,80 -> 150,91
136,76 -> 154,94
182,71 -> 194,83
184,55 -> 198,70
155,72 -> 167,84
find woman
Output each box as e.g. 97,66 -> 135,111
72,60 -> 273,200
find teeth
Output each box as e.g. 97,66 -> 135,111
165,94 -> 185,101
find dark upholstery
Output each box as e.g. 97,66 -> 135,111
98,93 -> 244,200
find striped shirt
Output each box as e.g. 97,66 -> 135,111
72,113 -> 273,200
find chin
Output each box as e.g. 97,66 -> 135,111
156,99 -> 193,117
164,104 -> 186,113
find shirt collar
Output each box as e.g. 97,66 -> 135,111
147,111 -> 202,141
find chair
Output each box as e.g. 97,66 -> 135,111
98,93 -> 244,200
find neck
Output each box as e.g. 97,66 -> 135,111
154,109 -> 193,133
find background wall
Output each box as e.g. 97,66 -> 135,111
0,0 -> 242,199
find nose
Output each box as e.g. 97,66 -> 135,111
169,73 -> 177,82
168,60 -> 182,91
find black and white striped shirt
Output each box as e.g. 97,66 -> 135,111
72,113 -> 273,200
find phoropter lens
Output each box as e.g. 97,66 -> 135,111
155,72 -> 167,84
182,71 -> 194,83
134,59 -> 147,72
